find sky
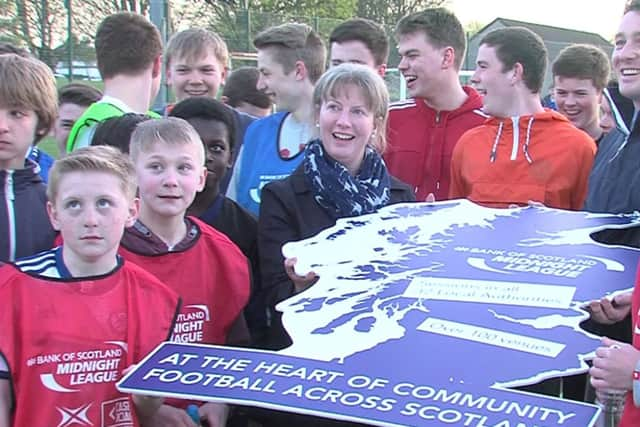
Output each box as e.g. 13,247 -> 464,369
448,0 -> 627,40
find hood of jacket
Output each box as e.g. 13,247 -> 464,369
439,85 -> 484,119
603,86 -> 635,136
398,85 -> 486,122
483,109 -> 571,164
454,85 -> 484,114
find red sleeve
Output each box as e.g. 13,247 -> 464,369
0,266 -> 16,379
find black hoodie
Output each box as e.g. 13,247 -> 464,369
0,160 -> 56,263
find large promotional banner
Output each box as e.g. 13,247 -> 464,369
119,200 -> 640,426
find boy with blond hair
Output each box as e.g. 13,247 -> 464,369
66,12 -> 163,152
0,145 -> 180,427
0,53 -> 57,263
162,28 -> 255,194
164,28 -> 228,107
53,82 -> 102,156
118,118 -> 250,426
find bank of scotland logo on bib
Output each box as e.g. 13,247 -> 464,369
119,200 -> 640,426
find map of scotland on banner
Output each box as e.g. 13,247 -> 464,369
119,200 -> 640,426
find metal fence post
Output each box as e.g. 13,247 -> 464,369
246,8 -> 252,52
64,0 -> 73,81
150,0 -> 168,109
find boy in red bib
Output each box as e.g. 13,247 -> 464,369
0,146 -> 180,427
119,118 -> 250,426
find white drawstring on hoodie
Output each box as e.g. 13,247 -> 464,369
489,116 -> 535,164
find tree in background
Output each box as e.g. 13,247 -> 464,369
0,0 -> 149,69
0,1 -> 20,45
1,0 -> 458,72
172,0 -> 353,56
5,0 -> 66,68
356,0 -> 446,27
464,20 -> 485,37
69,0 -> 149,48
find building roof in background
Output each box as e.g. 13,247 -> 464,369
475,17 -> 612,47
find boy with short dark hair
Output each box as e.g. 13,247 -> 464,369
329,18 -> 389,76
585,0 -> 640,216
385,8 -> 486,202
0,53 -> 57,262
0,145 -> 180,427
552,44 -> 611,143
222,66 -> 272,118
119,118 -> 250,426
53,82 -> 102,155
66,12 -> 163,152
169,98 -> 243,223
227,23 -> 326,215
588,4 -> 640,423
450,27 -> 596,209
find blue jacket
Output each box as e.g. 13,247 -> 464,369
27,146 -> 55,183
584,112 -> 640,214
0,161 -> 57,263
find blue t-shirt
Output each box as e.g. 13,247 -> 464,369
231,112 -> 305,215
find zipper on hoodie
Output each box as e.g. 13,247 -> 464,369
435,111 -> 441,124
4,171 -> 16,261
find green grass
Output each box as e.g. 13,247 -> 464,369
55,77 -> 104,92
38,137 -> 60,159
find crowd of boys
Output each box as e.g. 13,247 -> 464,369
3,1 -> 640,426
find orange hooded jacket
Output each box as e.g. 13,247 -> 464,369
449,110 -> 596,210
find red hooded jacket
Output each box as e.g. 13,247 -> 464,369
384,86 -> 486,201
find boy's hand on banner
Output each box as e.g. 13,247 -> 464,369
588,291 -> 632,324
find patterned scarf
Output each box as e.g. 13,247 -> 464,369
303,138 -> 391,219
